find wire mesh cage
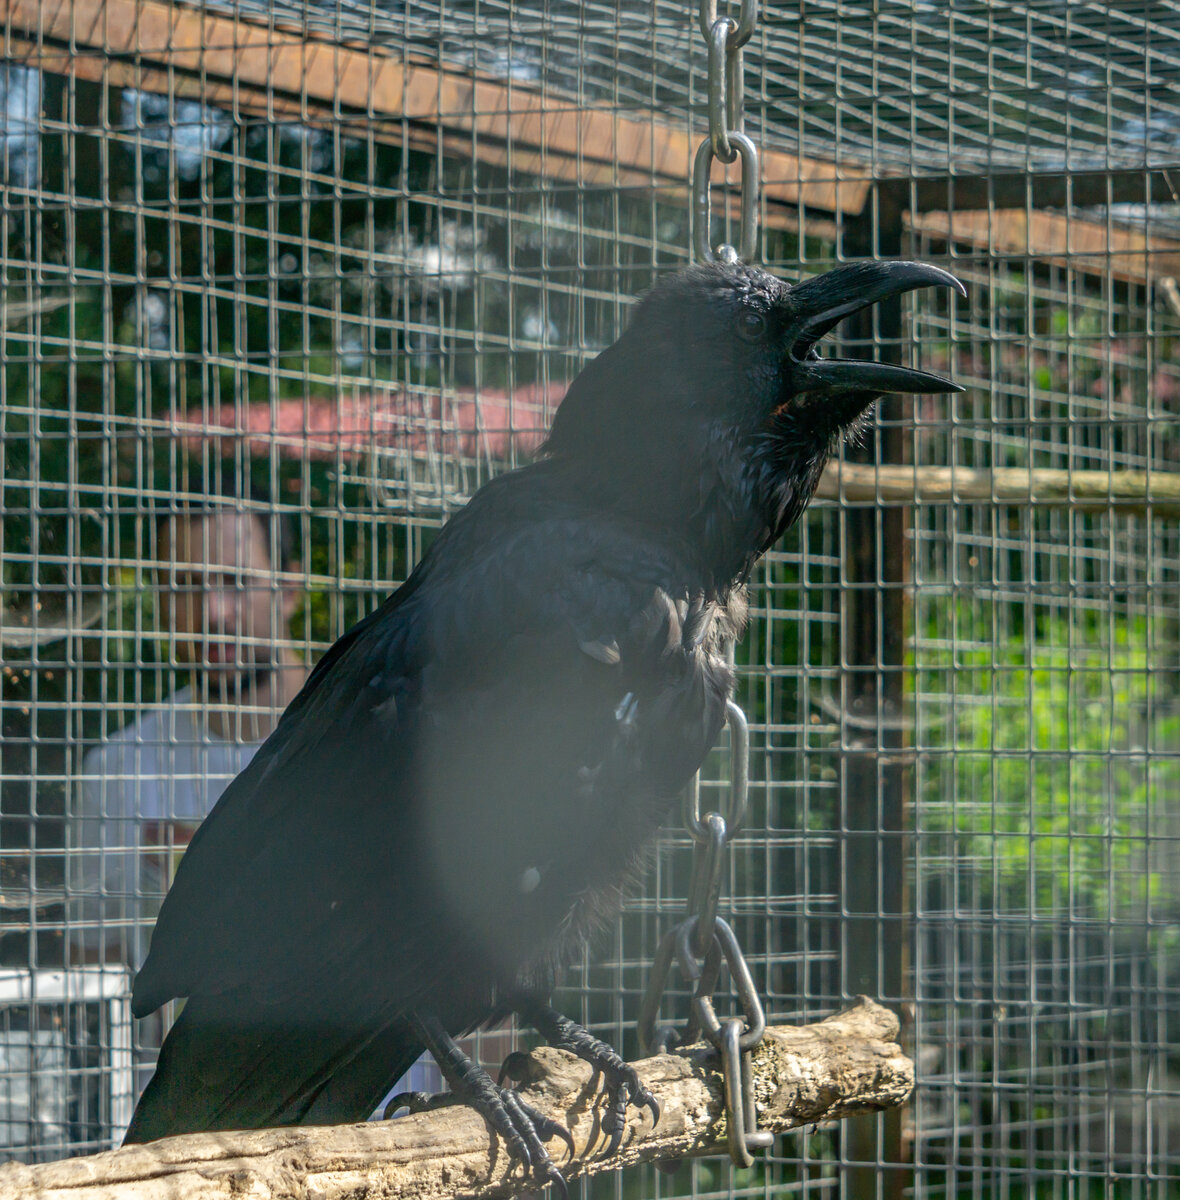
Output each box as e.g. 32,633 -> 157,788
0,1 -> 1178,1196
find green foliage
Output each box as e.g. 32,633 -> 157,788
915,609 -> 1178,920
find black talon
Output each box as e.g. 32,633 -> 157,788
503,1088 -> 577,1163
599,1080 -> 630,1158
383,1090 -> 425,1118
521,1002 -> 660,1158
622,1070 -> 660,1125
542,1162 -> 569,1200
498,1050 -> 534,1086
497,1050 -> 575,1168
412,1012 -> 570,1192
382,1090 -> 449,1119
532,1110 -> 577,1162
602,1120 -> 624,1159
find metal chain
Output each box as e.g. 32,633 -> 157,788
639,698 -> 772,1168
638,14 -> 768,1162
693,0 -> 760,264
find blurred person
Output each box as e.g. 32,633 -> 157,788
68,483 -> 444,1122
70,486 -> 309,972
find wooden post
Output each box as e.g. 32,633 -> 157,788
838,196 -> 911,1200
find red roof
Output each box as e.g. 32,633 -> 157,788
174,383 -> 569,462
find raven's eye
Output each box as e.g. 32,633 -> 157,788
737,311 -> 767,342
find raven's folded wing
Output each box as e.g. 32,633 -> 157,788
132,507 -> 730,1021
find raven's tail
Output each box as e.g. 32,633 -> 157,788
124,992 -> 425,1144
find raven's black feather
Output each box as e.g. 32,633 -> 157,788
127,260 -> 961,1144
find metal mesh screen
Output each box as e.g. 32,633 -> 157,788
1,1 -> 1178,1196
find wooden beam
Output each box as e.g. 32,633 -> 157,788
1,0 -> 871,215
898,169 -> 1180,216
7,33 -> 846,249
817,463 -> 1180,516
0,1000 -> 911,1200
5,1 -> 1170,279
910,208 -> 1180,284
2,33 -> 843,249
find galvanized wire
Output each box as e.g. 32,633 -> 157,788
0,4 -> 1177,1199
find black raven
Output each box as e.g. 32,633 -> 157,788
126,261 -> 963,1185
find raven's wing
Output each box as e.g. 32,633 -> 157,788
132,507 -> 729,1022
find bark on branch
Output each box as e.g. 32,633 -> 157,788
0,998 -> 911,1200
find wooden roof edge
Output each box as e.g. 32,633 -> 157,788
910,209 -> 1180,285
5,0 -> 1173,281
1,0 -> 873,215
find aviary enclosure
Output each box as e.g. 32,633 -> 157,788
0,2 -> 1178,1197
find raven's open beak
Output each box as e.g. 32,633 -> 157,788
786,261 -> 965,395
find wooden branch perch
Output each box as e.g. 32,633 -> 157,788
816,463 -> 1180,516
0,998 -> 910,1200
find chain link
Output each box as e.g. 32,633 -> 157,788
693,0 -> 760,263
698,0 -> 757,47
638,694 -> 771,1168
686,699 -> 749,840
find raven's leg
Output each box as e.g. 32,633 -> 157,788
411,1011 -> 574,1197
518,1001 -> 660,1157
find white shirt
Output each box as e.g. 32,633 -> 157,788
68,685 -> 444,1107
69,686 -> 261,969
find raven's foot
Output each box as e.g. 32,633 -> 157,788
523,1003 -> 660,1157
411,1012 -> 574,1197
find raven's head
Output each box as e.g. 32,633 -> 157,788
545,259 -> 964,583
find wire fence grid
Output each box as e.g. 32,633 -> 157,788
1,2 -> 1178,1197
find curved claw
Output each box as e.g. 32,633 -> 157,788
596,1071 -> 659,1158
500,1087 -> 576,1189
413,1013 -> 570,1194
561,1137 -> 577,1166
601,1120 -> 624,1160
520,1007 -> 657,1164
382,1090 -> 433,1120
541,1162 -> 569,1200
614,1063 -> 660,1126
535,1112 -> 577,1163
598,1082 -> 629,1159
498,1051 -> 533,1087
636,1086 -> 661,1126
